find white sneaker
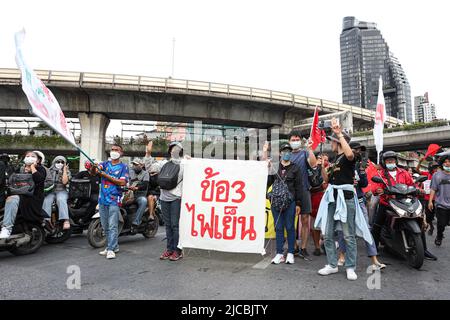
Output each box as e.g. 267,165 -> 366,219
318,265 -> 339,276
346,268 -> 358,281
99,248 -> 119,256
0,227 -> 12,240
106,250 -> 116,259
285,253 -> 295,264
271,254 -> 285,264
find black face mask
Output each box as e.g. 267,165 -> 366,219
133,168 -> 142,174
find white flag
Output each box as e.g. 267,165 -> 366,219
14,29 -> 76,147
373,76 -> 386,164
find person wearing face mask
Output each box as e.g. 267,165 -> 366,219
287,131 -> 317,258
416,160 -> 440,236
128,158 -> 149,233
0,151 -> 47,239
267,143 -> 303,265
371,151 -> 414,248
156,141 -> 189,262
314,118 -> 372,281
87,144 -> 129,260
429,155 -> 450,247
42,156 -> 71,230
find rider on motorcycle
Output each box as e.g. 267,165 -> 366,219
371,151 -> 437,260
129,158 -> 149,234
0,151 -> 47,239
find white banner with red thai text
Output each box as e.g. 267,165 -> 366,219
178,158 -> 268,255
14,29 -> 76,147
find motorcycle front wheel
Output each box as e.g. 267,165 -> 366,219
87,219 -> 106,248
405,232 -> 424,269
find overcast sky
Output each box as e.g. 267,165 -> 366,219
1,0 -> 449,135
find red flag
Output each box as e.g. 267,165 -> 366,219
424,144 -> 441,158
310,107 -> 326,151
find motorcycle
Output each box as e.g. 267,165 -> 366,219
372,175 -> 428,269
44,178 -> 97,244
0,205 -> 46,256
87,186 -> 159,248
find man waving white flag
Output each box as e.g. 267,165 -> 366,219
373,76 -> 386,164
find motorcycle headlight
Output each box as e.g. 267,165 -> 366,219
391,202 -> 408,217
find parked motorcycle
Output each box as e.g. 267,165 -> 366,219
372,175 -> 427,269
87,186 -> 159,248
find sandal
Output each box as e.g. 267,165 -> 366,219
63,220 -> 71,230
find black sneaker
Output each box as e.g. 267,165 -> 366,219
424,250 -> 438,261
313,248 -> 321,256
435,237 -> 443,247
294,248 -> 300,256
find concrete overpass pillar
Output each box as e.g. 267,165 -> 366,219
78,113 -> 110,170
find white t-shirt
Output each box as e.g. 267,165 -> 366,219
388,170 -> 397,180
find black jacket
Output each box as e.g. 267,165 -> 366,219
16,165 -> 46,224
267,162 -> 303,207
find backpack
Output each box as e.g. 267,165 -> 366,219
157,161 -> 182,190
308,165 -> 323,191
268,173 -> 294,212
9,173 -> 35,196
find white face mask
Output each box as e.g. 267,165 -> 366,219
55,163 -> 64,170
290,141 -> 302,150
110,151 -> 121,160
24,156 -> 37,165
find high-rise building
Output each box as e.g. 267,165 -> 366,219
340,16 -> 413,123
415,92 -> 437,123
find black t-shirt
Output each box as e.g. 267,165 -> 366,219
330,153 -> 356,199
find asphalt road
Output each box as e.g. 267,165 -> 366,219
1,226 -> 449,300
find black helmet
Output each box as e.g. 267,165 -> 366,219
381,151 -> 398,168
280,142 -> 293,152
428,161 -> 439,172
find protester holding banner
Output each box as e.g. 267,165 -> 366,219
0,151 -> 47,239
267,142 -> 303,265
288,131 -> 317,258
89,144 -> 129,260
157,142 -> 186,262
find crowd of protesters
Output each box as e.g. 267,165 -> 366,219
1,117 -> 449,279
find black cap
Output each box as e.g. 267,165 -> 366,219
349,142 -> 367,152
280,142 -> 293,152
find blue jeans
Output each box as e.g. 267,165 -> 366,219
324,199 -> 357,268
338,200 -> 378,257
99,204 -> 120,251
2,195 -> 20,230
271,201 -> 296,254
161,199 -> 181,253
43,191 -> 69,220
133,196 -> 148,225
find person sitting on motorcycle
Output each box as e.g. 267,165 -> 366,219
129,158 -> 149,234
372,151 -> 437,260
42,156 -> 71,230
143,141 -> 161,221
0,151 -> 47,239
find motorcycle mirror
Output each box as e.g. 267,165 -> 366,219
371,176 -> 384,184
416,175 -> 428,183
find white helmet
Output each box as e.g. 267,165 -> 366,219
33,150 -> 46,166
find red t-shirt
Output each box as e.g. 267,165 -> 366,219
371,168 -> 414,206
